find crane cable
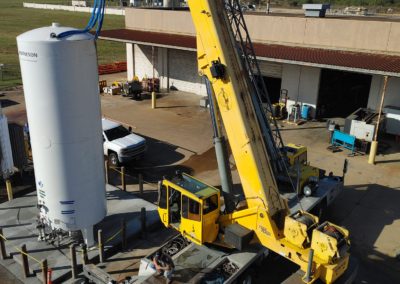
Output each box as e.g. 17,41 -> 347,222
56,0 -> 105,39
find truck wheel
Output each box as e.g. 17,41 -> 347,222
108,152 -> 119,167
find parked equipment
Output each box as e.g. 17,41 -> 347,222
271,89 -> 288,119
344,108 -> 382,142
142,77 -> 160,93
287,103 -> 301,123
330,130 -> 356,154
103,85 -> 120,95
99,80 -> 107,93
383,105 -> 400,136
301,104 -> 311,120
122,79 -> 143,99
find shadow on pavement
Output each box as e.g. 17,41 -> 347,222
327,183 -> 400,283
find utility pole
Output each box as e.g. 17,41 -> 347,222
368,75 -> 389,165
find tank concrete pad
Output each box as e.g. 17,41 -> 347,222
0,184 -> 160,283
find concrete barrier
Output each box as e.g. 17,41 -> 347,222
23,2 -> 125,15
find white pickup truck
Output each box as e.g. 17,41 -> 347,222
102,118 -> 147,166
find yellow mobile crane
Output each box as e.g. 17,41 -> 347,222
155,1 -> 353,283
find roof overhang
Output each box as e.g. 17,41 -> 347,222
99,29 -> 196,52
99,29 -> 400,77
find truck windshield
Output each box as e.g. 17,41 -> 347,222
104,126 -> 130,141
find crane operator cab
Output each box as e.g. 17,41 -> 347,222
158,173 -> 220,245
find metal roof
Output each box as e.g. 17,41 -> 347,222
99,29 -> 400,76
99,29 -> 196,51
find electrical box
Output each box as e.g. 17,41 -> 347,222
350,120 -> 375,142
344,108 -> 380,142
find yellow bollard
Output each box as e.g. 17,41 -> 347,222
368,141 -> 378,165
151,91 -> 156,109
121,166 -> 126,191
6,179 -> 13,201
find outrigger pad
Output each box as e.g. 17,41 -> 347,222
225,223 -> 254,251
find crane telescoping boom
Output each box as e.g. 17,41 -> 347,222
157,1 -> 352,283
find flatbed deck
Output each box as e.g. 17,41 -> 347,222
282,176 -> 343,213
138,236 -> 266,284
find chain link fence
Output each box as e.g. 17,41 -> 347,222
0,64 -> 21,82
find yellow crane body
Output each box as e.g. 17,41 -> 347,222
157,1 -> 351,283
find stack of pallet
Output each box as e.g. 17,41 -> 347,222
98,62 -> 127,75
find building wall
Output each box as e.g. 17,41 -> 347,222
125,8 -> 400,55
125,9 -> 194,35
133,45 -> 168,90
134,44 -> 160,80
169,49 -> 206,95
368,76 -> 400,110
131,44 -> 206,95
129,44 -> 323,111
125,8 -> 400,120
245,15 -> 400,55
281,64 -> 321,118
157,48 -> 169,90
126,43 -> 135,80
131,44 -> 400,119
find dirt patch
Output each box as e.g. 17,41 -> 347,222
182,147 -> 218,175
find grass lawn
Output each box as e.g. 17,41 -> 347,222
0,0 -> 126,89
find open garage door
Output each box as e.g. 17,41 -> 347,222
263,76 -> 282,104
317,69 -> 372,118
257,61 -> 282,103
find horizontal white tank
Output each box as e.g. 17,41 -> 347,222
17,23 -> 106,234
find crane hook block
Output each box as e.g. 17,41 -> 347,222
210,60 -> 225,79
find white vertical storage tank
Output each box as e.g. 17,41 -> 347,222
0,106 -> 14,179
17,23 -> 106,243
